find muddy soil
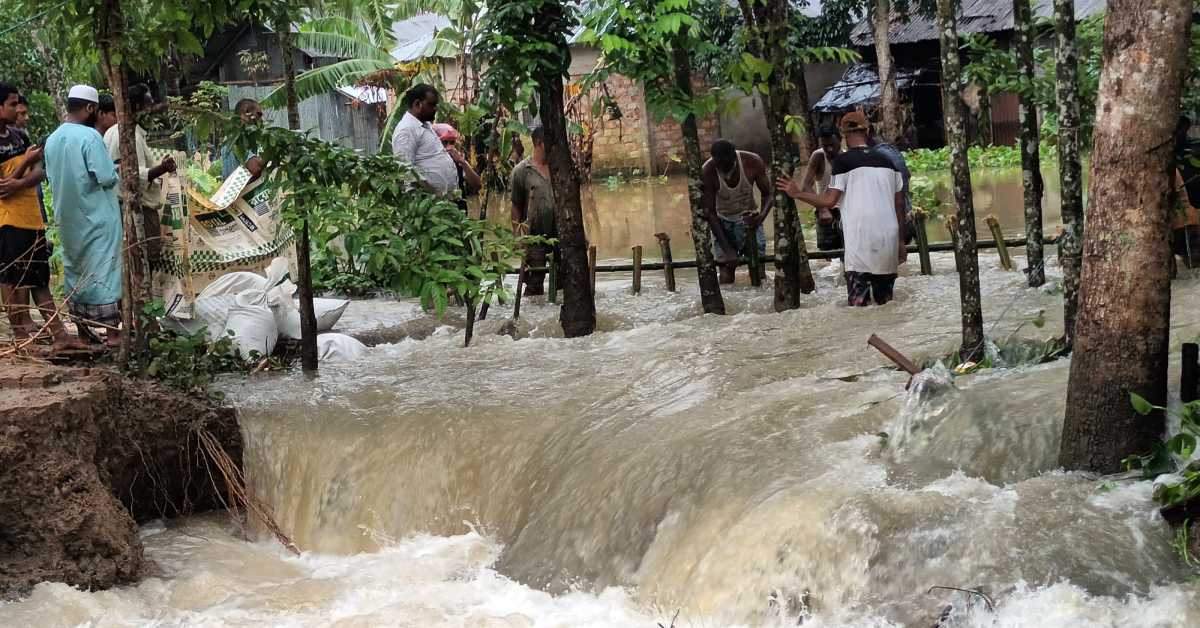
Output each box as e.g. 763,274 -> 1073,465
0,362 -> 241,597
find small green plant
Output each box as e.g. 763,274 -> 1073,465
129,301 -> 252,400
1124,393 -> 1200,510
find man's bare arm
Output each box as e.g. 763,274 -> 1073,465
896,191 -> 908,263
799,151 -> 823,194
748,154 -> 774,227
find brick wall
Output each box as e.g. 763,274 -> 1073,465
582,74 -> 651,176
647,76 -> 722,175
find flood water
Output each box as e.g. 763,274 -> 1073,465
482,167 -> 1068,262
4,245 -> 1200,626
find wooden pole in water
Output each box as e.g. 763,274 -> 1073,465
632,245 -> 643,295
985,214 -> 1014,271
914,210 -> 933,276
867,334 -> 922,375
513,265 -> 526,320
547,252 -> 558,304
588,244 -> 597,296
943,215 -> 960,272
1183,343 -> 1199,403
464,297 -> 476,347
655,232 -> 676,292
748,234 -> 762,288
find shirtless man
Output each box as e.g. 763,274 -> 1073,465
702,139 -> 773,284
799,124 -> 844,252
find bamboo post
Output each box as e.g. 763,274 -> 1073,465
655,232 -> 676,292
985,214 -> 1014,271
1183,343 -> 1199,403
632,245 -> 643,295
748,234 -> 762,288
914,210 -> 933,276
547,252 -> 557,304
513,266 -> 526,320
588,244 -> 598,296
464,298 -> 476,347
943,215 -> 960,272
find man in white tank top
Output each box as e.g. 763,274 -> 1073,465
701,139 -> 774,284
799,125 -> 844,252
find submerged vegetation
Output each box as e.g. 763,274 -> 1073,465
904,143 -> 1060,175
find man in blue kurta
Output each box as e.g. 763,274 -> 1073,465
44,85 -> 123,345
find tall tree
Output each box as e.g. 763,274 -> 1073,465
1059,0 -> 1191,473
482,0 -> 596,335
581,0 -> 726,314
1053,0 -> 1084,348
872,0 -> 901,142
738,0 -> 817,309
936,0 -> 984,359
1013,0 -> 1044,287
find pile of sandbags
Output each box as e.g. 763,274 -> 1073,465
162,257 -> 361,360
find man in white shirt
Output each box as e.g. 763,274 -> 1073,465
777,111 -> 906,306
391,84 -> 457,197
103,84 -> 175,260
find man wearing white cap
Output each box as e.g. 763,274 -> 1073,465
43,84 -> 124,346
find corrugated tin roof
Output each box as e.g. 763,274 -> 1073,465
812,63 -> 931,112
850,0 -> 1107,46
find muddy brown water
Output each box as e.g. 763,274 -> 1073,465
4,167 -> 1198,627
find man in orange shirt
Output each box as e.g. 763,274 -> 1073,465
0,84 -> 74,348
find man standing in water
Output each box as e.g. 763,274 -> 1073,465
777,112 -> 906,306
702,139 -> 773,284
44,85 -> 124,345
798,124 -> 844,254
391,84 -> 457,197
510,127 -> 557,296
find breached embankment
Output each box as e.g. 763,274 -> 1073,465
0,362 -> 242,597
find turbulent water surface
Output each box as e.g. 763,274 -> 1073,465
3,249 -> 1199,627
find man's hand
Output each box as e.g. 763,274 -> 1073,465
446,145 -> 467,166
23,145 -> 43,163
775,174 -> 802,199
159,155 -> 177,174
743,211 -> 766,228
0,177 -> 16,198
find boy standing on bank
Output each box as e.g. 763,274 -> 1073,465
777,112 -> 906,306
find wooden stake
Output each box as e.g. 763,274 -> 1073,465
632,245 -> 643,295
588,244 -> 597,295
748,232 -> 762,288
867,334 -> 922,375
547,252 -> 557,304
464,298 -> 476,347
943,214 -> 960,272
655,232 -> 676,292
513,266 -> 526,320
914,210 -> 933,275
985,214 -> 1014,271
1183,343 -> 1199,403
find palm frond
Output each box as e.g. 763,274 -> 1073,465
262,58 -> 396,109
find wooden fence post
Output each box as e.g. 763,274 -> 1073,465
655,232 -> 676,292
943,215 -> 960,272
547,253 -> 557,304
985,214 -> 1014,271
914,210 -> 933,276
1183,342 -> 1199,403
632,245 -> 643,295
748,232 -> 762,288
588,244 -> 597,296
513,266 -> 526,320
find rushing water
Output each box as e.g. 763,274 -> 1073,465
4,246 -> 1199,627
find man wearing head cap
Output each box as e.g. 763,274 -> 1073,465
433,123 -> 481,212
777,111 -> 906,306
43,85 -> 124,345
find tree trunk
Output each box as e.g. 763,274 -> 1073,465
1054,0 -> 1085,349
873,0 -> 901,142
1059,0 -> 1190,473
737,0 -> 815,309
1013,0 -> 1045,287
280,27 -> 319,372
535,2 -> 595,337
98,0 -> 151,363
671,41 -> 725,315
936,0 -> 985,360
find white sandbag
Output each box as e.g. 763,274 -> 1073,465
317,333 -> 368,361
222,291 -> 278,358
312,298 -> 350,332
198,271 -> 268,299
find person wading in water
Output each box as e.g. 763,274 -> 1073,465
701,139 -> 773,284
